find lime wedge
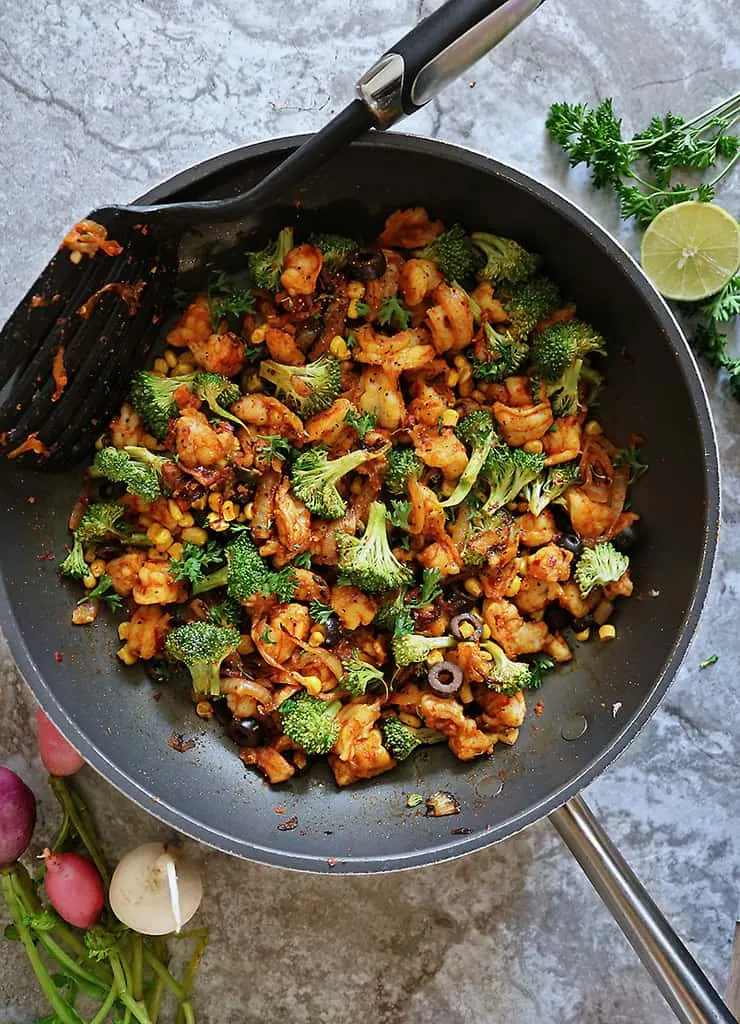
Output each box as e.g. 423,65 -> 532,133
640,201 -> 740,302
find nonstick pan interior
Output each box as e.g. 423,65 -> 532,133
0,135 -> 719,872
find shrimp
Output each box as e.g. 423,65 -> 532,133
280,244 -> 323,296
482,598 -> 549,658
132,562 -> 188,606
418,693 -> 496,760
426,283 -> 475,354
110,402 -> 147,448
410,423 -> 468,482
493,400 -> 554,447
173,408 -> 231,468
400,258 -> 443,306
352,324 -> 436,373
105,551 -> 146,596
330,585 -> 377,630
188,330 -> 245,377
166,296 -> 211,349
378,207 -> 444,248
273,478 -> 311,558
124,606 -> 172,660
231,394 -> 306,442
265,326 -> 305,366
355,366 -> 405,430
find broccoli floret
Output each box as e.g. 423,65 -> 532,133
75,502 -> 149,547
192,372 -> 243,428
337,501 -> 414,594
471,232 -> 541,286
461,508 -> 513,568
165,622 -> 241,697
129,370 -> 196,440
375,589 -> 414,637
522,461 -> 581,517
531,319 -> 607,383
92,446 -> 163,502
580,363 -> 605,407
278,692 -> 341,755
342,650 -> 387,697
497,277 -> 562,341
290,446 -> 371,519
391,632 -> 455,667
471,322 -> 530,383
58,537 -> 88,579
481,446 -> 545,514
547,358 -> 583,418
481,642 -> 552,695
574,542 -> 629,597
385,446 -> 424,496
441,410 -> 499,509
192,532 -> 269,600
247,227 -> 294,292
381,718 -> 445,760
414,224 -> 482,284
259,353 -> 341,418
307,232 -> 359,271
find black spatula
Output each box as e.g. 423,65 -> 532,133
0,0 -> 544,467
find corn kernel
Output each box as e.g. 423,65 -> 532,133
399,712 -> 422,729
458,620 -> 475,640
464,577 -> 482,598
441,408 -> 459,428
89,558 -> 106,578
584,420 -> 602,437
180,512 -> 195,528
207,513 -> 230,532
173,362 -> 193,376
243,502 -> 254,521
195,701 -> 213,719
523,440 -> 544,454
168,542 -> 184,562
426,649 -> 445,666
515,556 -> 528,574
459,682 -> 474,704
478,648 -> 493,662
599,624 -> 616,641
221,500 -> 238,522
347,281 -> 366,300
94,435 -> 105,451
83,574 -> 97,589
593,599 -> 614,626
148,525 -> 173,550
575,628 -> 591,642
302,675 -> 324,696
208,493 -> 222,513
153,358 -> 168,375
69,250 -> 82,265
347,299 -> 361,319
117,645 -> 138,666
471,389 -> 486,402
309,630 -> 326,647
164,349 -> 178,368
505,575 -> 522,598
168,499 -> 185,525
251,325 -> 268,344
446,369 -> 460,388
117,622 -> 130,640
181,526 -> 208,546
329,335 -> 350,360
481,623 -> 492,641
237,635 -> 254,655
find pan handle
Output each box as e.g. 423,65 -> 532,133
357,0 -> 545,127
550,795 -> 735,1024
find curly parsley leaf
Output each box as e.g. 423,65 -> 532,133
78,574 -> 123,611
308,600 -> 335,625
170,540 -> 226,585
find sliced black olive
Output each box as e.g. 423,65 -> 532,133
558,532 -> 583,557
612,522 -> 640,552
449,612 -> 483,642
347,247 -> 386,281
322,613 -> 342,648
544,605 -> 571,633
229,717 -> 264,748
572,615 -> 595,633
428,661 -> 463,695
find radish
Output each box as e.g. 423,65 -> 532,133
36,708 -> 85,777
109,842 -> 202,935
0,767 -> 36,867
42,848 -> 104,929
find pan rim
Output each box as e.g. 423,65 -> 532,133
2,131 -> 720,873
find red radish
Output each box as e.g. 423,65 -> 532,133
43,849 -> 104,928
0,767 -> 36,867
36,708 -> 85,777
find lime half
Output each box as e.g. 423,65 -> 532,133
640,201 -> 740,302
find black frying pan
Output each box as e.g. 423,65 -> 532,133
0,135 -> 728,1021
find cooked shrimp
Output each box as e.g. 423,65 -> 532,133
378,207 -> 444,248
493,400 -> 554,447
355,366 -> 405,430
265,326 -> 305,365
166,296 -> 211,349
188,330 -> 245,377
280,244 -> 323,296
400,258 -> 443,306
110,402 -> 147,448
231,394 -> 306,442
173,408 -> 231,468
426,283 -> 475,353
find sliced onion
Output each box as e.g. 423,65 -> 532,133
427,661 -> 463,695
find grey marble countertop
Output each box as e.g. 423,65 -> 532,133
1,1 -> 739,1021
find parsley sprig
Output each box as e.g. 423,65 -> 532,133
207,270 -> 256,326
546,93 -> 740,227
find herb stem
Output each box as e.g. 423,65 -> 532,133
49,776 -> 111,887
89,982 -> 119,1024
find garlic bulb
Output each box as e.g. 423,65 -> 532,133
109,842 -> 202,935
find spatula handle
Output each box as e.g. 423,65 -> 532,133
357,0 -> 545,127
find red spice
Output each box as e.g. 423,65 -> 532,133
37,550 -> 56,561
168,732 -> 195,753
27,496 -> 36,504
54,651 -> 63,663
51,347 -> 68,402
274,806 -> 286,815
277,816 -> 298,832
326,857 -> 342,868
534,701 -> 544,717
78,280 -> 146,319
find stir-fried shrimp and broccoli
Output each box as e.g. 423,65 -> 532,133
60,208 -> 642,787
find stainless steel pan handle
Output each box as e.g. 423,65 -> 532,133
550,795 -> 735,1024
